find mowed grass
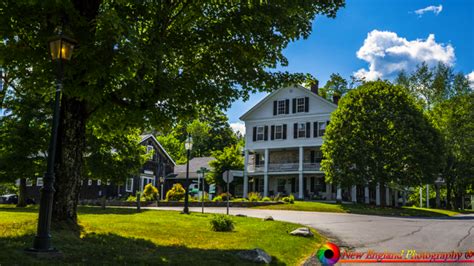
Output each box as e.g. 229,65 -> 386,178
254,201 -> 463,217
0,205 -> 323,265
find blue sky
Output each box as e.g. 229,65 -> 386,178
227,0 -> 474,133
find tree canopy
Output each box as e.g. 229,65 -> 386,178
1,1 -> 345,223
321,81 -> 444,188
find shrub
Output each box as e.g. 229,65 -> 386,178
289,194 -> 295,204
212,196 -> 223,202
247,192 -> 261,202
209,214 -> 234,232
126,194 -> 145,202
232,198 -> 248,202
282,196 -> 291,203
143,183 -> 159,201
219,192 -> 232,201
262,197 -> 271,202
166,183 -> 186,201
273,193 -> 282,202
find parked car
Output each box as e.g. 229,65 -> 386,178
0,194 -> 18,204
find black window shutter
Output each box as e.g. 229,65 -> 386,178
305,97 -> 309,112
327,120 -> 330,126
255,177 -> 259,189
306,122 -> 310,138
252,127 -> 257,141
292,98 -> 296,113
256,154 -> 260,166
313,122 -> 318,137
311,177 -> 315,192
283,124 -> 287,139
285,99 -> 289,114
293,123 -> 298,139
264,126 -> 268,141
273,101 -> 277,115
271,125 -> 275,140
310,151 -> 315,163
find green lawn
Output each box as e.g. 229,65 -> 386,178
254,201 -> 463,217
0,205 -> 323,265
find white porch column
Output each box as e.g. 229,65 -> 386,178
243,149 -> 249,198
264,149 -> 269,197
375,183 -> 381,206
394,190 -> 399,207
364,185 -> 370,204
385,187 -> 391,206
402,191 -> 407,206
298,146 -> 304,199
426,184 -> 430,208
336,186 -> 342,203
351,185 -> 357,203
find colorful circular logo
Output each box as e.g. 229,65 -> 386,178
317,242 -> 340,265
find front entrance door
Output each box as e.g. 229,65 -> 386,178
140,176 -> 155,191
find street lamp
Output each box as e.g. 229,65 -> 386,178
29,31 -> 76,253
182,135 -> 193,214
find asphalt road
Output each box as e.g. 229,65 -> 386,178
150,206 -> 474,253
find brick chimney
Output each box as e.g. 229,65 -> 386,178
310,80 -> 319,95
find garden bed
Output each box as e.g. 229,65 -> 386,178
79,199 -> 283,208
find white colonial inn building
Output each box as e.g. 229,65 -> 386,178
241,83 -> 338,200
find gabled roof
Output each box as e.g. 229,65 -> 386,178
140,134 -> 176,166
173,157 -> 215,179
239,84 -> 337,121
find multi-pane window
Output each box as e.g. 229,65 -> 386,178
26,178 -> 33,187
296,97 -> 305,112
275,125 -> 283,139
277,179 -> 286,193
106,179 -> 111,185
36,178 -> 43,187
298,123 -> 306,138
88,179 -> 92,186
277,100 -> 286,115
97,179 -> 102,186
125,178 -> 134,192
256,126 -> 265,141
318,122 -> 327,136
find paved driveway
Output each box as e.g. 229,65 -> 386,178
149,206 -> 473,252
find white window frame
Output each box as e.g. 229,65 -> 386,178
140,176 -> 155,191
298,123 -> 306,138
106,179 -> 111,185
80,180 -> 83,186
277,100 -> 287,115
36,178 -> 43,187
296,97 -> 305,113
274,125 -> 283,140
125,178 -> 134,192
97,179 -> 102,186
256,126 -> 265,141
318,121 -> 327,137
88,179 -> 92,186
26,178 -> 33,187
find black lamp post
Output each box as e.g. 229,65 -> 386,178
29,32 -> 76,252
182,135 -> 193,214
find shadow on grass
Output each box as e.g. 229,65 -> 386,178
0,204 -> 148,215
0,231 -> 282,265
339,204 -> 454,218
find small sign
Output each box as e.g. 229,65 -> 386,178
222,171 -> 234,183
209,184 -> 216,194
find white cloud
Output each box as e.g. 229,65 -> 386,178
414,5 -> 443,16
467,71 -> 474,89
354,30 -> 455,81
230,122 -> 246,135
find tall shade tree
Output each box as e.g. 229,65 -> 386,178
208,145 -> 244,188
430,93 -> 474,209
323,73 -> 349,97
1,1 -> 344,224
321,81 -> 443,189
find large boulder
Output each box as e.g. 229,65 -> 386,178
237,248 -> 272,264
290,227 -> 313,237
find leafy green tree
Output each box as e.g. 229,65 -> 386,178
323,73 -> 349,97
0,92 -> 49,207
208,145 -> 244,188
156,132 -> 186,164
1,1 -> 344,224
430,93 -> 474,209
321,81 -> 443,189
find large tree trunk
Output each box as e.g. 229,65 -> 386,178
16,178 -> 27,207
52,96 -> 87,226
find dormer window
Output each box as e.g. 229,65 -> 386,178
292,97 -> 309,113
273,99 -> 289,115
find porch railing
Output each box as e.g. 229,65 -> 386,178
247,162 -> 320,173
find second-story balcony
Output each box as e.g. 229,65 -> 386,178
247,162 -> 321,173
